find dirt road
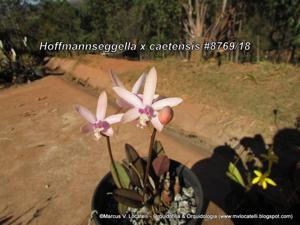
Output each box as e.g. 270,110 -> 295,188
0,77 -> 233,225
0,57 -> 234,225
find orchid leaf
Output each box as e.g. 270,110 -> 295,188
118,203 -> 128,215
113,188 -> 143,208
152,141 -> 165,159
148,175 -> 156,191
261,153 -> 278,163
121,161 -> 141,188
111,162 -> 130,189
226,172 -> 240,184
127,164 -> 143,188
125,144 -> 140,161
227,162 -> 245,187
152,155 -> 170,177
125,144 -> 145,177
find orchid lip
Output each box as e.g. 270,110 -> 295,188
137,106 -> 156,128
138,105 -> 154,117
93,120 -> 110,132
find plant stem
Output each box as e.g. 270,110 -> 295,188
143,128 -> 157,192
106,136 -> 121,186
265,146 -> 274,176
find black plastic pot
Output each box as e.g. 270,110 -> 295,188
91,159 -> 204,225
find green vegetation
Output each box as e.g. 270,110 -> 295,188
120,58 -> 300,130
1,0 -> 299,126
0,0 -> 299,62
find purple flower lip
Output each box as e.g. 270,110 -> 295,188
138,106 -> 154,117
94,121 -> 110,132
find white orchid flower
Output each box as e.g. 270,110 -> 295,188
75,91 -> 123,140
113,67 -> 182,131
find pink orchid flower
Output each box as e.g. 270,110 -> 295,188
110,70 -> 147,109
112,67 -> 182,131
74,91 -> 123,140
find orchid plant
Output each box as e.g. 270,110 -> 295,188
75,67 -> 184,218
226,144 -> 278,191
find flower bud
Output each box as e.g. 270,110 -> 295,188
158,106 -> 174,125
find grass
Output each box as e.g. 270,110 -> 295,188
119,57 -> 300,132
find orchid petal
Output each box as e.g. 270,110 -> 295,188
137,93 -> 160,103
152,97 -> 183,110
151,116 -> 164,132
132,71 -> 147,94
96,92 -> 107,120
105,113 -> 124,125
74,104 -> 96,123
109,70 -> 125,88
103,127 -> 113,137
122,108 -> 140,123
254,170 -> 262,177
262,181 -> 267,189
116,97 -> 132,108
143,67 -> 157,105
80,123 -> 94,133
113,87 -> 143,108
252,177 -> 260,184
266,178 -> 276,186
137,94 -> 143,100
153,94 -> 161,102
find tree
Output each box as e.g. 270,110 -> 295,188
182,0 -> 236,61
182,0 -> 207,61
264,0 -> 300,63
140,0 -> 183,58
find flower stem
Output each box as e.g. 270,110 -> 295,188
265,146 -> 274,176
143,128 -> 157,192
106,136 -> 121,186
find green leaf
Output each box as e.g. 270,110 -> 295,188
125,144 -> 145,177
261,148 -> 279,164
226,171 -> 239,184
118,203 -> 128,215
152,141 -> 165,159
227,162 -> 245,187
113,188 -> 143,208
111,162 -> 130,189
